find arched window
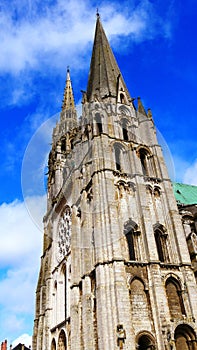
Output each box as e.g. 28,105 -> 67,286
95,113 -> 102,134
58,329 -> 67,350
139,148 -> 149,176
137,333 -> 156,350
130,279 -> 151,327
114,143 -> 127,172
155,230 -> 165,262
51,338 -> 56,350
125,228 -> 135,260
174,324 -> 197,350
166,277 -> 186,320
153,224 -> 168,263
124,219 -> 140,261
121,118 -> 129,141
115,146 -> 121,171
120,93 -> 125,104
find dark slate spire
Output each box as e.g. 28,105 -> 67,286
86,15 -> 132,103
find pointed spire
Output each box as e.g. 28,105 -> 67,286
137,97 -> 147,116
62,67 -> 75,111
87,15 -> 132,103
52,68 -> 78,143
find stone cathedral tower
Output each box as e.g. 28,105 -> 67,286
33,15 -> 197,350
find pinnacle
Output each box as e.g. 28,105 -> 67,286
137,97 -> 147,116
62,68 -> 75,111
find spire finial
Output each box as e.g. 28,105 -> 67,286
62,68 -> 75,111
66,66 -> 71,81
96,8 -> 99,18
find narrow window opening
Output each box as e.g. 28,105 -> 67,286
95,113 -> 102,134
155,230 -> 164,262
122,119 -> 128,141
120,93 -> 125,104
115,147 -> 121,171
61,139 -> 66,152
166,278 -> 186,319
140,150 -> 148,175
126,229 -> 136,260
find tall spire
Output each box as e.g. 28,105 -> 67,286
53,68 -> 77,143
62,67 -> 75,111
87,15 -> 132,103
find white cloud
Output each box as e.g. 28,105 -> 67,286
12,334 -> 32,348
0,196 -> 45,266
183,158 -> 197,186
0,0 -> 173,75
0,196 -> 44,343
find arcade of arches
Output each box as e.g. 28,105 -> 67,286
51,330 -> 67,350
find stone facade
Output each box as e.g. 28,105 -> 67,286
33,15 -> 197,350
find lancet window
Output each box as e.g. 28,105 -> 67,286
121,118 -> 129,141
51,339 -> 56,350
130,279 -> 151,327
137,146 -> 157,177
95,113 -> 103,134
124,219 -> 140,261
154,224 -> 168,263
114,143 -> 126,172
166,277 -> 186,320
139,148 -> 149,176
57,329 -> 67,350
120,93 -> 126,104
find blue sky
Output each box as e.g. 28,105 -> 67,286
0,0 -> 196,346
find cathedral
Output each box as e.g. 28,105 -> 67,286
33,15 -> 197,350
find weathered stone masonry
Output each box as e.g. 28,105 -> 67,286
33,15 -> 197,350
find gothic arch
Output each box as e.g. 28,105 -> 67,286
163,273 -> 183,289
136,331 -> 156,350
51,338 -> 56,350
118,105 -> 131,116
130,278 -> 152,329
154,185 -> 161,197
121,117 -> 130,141
129,276 -> 146,290
58,329 -> 67,350
124,219 -> 140,261
127,181 -> 136,193
137,146 -> 151,176
124,218 -> 139,232
165,276 -> 186,320
113,142 -> 127,172
174,324 -> 197,350
136,145 -> 155,177
153,223 -> 168,263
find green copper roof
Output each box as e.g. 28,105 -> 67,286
173,182 -> 197,205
